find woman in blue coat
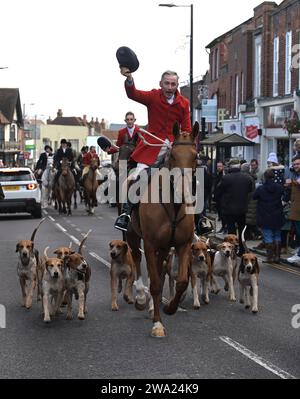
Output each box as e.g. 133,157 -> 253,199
253,169 -> 284,263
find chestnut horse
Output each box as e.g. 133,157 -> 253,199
54,158 -> 75,215
126,122 -> 199,338
83,158 -> 99,215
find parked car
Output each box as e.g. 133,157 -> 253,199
0,167 -> 42,218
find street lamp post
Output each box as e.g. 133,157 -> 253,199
159,3 -> 193,124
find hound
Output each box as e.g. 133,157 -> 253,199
41,247 -> 65,322
223,234 -> 239,286
109,240 -> 136,311
238,227 -> 260,313
212,241 -> 236,301
63,231 -> 92,320
53,242 -> 74,259
16,218 -> 45,308
190,241 -> 213,308
238,253 -> 260,313
63,252 -> 91,320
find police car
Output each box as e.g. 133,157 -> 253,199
0,167 -> 42,218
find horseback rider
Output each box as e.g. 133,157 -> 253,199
53,138 -> 74,185
106,111 -> 140,155
34,145 -> 53,180
112,67 -> 191,232
81,145 -> 101,184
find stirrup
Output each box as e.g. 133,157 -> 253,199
114,213 -> 131,232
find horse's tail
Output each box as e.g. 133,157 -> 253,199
78,229 -> 92,254
30,217 -> 46,242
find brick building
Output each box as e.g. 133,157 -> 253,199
206,0 -> 300,167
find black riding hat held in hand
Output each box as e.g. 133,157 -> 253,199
116,46 -> 139,73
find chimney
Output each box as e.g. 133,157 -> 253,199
57,109 -> 63,117
47,116 -> 52,124
83,114 -> 87,123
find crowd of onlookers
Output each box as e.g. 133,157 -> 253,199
198,149 -> 300,265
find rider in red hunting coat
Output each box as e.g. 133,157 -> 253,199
107,111 -> 140,155
114,68 -> 192,232
125,71 -> 191,166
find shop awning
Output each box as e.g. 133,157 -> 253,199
201,133 -> 255,147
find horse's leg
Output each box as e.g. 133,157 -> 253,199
164,244 -> 190,316
127,232 -> 147,311
144,243 -> 166,338
73,188 -> 77,209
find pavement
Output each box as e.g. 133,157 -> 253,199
206,212 -> 300,268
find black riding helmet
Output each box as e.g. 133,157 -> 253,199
116,46 -> 139,73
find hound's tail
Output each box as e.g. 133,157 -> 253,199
78,230 -> 92,254
241,226 -> 250,254
30,217 -> 46,242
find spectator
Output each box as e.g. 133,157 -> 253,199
241,163 -> 261,240
250,159 -> 263,186
253,169 -> 284,263
213,161 -> 226,233
267,152 -> 285,185
286,156 -> 300,264
214,159 -> 253,255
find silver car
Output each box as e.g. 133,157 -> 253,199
0,167 -> 42,218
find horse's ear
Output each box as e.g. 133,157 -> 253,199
192,122 -> 199,141
172,122 -> 180,139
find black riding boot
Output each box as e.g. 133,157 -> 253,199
114,202 -> 134,232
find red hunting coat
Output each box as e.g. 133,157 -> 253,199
125,81 -> 191,165
82,151 -> 100,166
108,125 -> 140,155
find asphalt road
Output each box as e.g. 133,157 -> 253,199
0,201 -> 299,380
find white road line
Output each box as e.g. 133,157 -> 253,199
75,228 -> 81,232
89,252 -> 111,268
56,223 -> 67,233
43,210 -> 48,215
70,224 -> 76,228
97,216 -> 103,220
220,336 -> 297,380
68,235 -> 81,245
48,215 -> 55,222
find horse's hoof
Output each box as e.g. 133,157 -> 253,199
134,297 -> 147,311
163,304 -> 177,316
151,322 -> 166,338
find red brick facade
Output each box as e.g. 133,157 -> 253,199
206,0 -> 300,117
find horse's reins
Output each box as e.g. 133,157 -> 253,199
160,140 -> 197,247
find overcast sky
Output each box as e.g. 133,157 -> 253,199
0,0 -> 275,126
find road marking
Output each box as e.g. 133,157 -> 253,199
68,235 -> 81,245
75,228 -> 81,232
268,263 -> 300,277
89,252 -> 111,268
43,210 -> 48,215
56,223 -> 67,233
97,216 -> 103,220
48,215 -> 55,222
220,336 -> 297,380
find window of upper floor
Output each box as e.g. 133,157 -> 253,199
285,31 -> 292,95
254,35 -> 262,98
273,36 -> 279,97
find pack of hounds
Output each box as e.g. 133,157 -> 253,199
16,218 -> 91,322
16,220 -> 260,324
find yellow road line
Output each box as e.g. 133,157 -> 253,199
267,263 -> 300,277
